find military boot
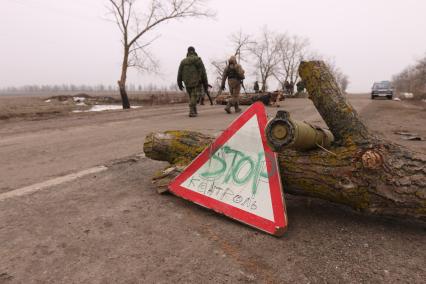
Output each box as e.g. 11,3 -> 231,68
194,105 -> 198,115
224,101 -> 232,114
189,106 -> 196,117
235,103 -> 242,113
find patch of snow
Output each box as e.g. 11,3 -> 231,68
90,105 -> 124,112
393,98 -> 401,101
401,92 -> 414,99
72,105 -> 141,113
75,102 -> 87,106
45,99 -> 51,103
73,97 -> 86,102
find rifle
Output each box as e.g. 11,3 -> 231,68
216,60 -> 228,98
204,84 -> 214,105
199,83 -> 213,105
240,80 -> 248,95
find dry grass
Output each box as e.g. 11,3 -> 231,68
0,96 -> 75,120
39,91 -> 189,105
127,91 -> 188,105
0,91 -> 189,120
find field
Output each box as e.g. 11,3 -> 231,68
0,91 -> 188,120
0,93 -> 425,283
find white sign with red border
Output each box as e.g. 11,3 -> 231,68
169,102 -> 287,236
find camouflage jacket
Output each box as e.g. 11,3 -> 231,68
221,63 -> 245,88
177,54 -> 208,89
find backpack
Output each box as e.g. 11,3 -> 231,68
181,56 -> 202,88
227,64 -> 245,80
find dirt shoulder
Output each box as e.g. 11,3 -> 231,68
359,97 -> 426,153
0,154 -> 424,283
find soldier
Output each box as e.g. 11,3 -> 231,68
296,80 -> 305,93
284,80 -> 291,95
221,56 -> 245,114
289,81 -> 295,96
254,81 -> 260,93
177,46 -> 209,117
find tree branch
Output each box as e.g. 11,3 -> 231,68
299,61 -> 370,145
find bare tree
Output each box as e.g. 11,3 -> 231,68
249,27 -> 280,92
274,34 -> 310,91
210,59 -> 227,90
229,30 -> 253,63
393,53 -> 426,97
168,82 -> 179,91
210,30 -> 253,92
339,74 -> 350,93
310,53 -> 351,93
325,59 -> 350,93
108,0 -> 214,109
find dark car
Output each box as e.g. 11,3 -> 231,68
371,81 -> 394,100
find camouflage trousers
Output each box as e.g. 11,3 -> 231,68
227,78 -> 241,108
186,85 -> 201,108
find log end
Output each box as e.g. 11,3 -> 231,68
143,130 -> 213,165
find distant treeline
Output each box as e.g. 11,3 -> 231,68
0,83 -> 179,93
393,53 -> 426,99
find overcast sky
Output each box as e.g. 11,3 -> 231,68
1,0 -> 425,92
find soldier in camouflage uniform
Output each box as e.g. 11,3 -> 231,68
284,80 -> 291,95
221,56 -> 245,114
254,81 -> 260,93
177,46 -> 209,117
289,81 -> 295,96
296,80 -> 306,93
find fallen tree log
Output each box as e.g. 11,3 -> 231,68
144,61 -> 426,222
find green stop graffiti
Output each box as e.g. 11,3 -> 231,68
200,145 -> 275,195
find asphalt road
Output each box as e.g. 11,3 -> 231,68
0,95 -> 425,283
0,95 -> 374,192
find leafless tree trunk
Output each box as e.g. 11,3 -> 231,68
274,34 -> 309,93
108,0 -> 214,109
339,75 -> 350,93
249,27 -> 280,92
210,59 -> 227,91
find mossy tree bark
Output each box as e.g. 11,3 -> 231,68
290,61 -> 425,220
144,61 -> 426,222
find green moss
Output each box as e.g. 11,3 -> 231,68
153,169 -> 166,180
282,149 -> 370,210
288,174 -> 370,210
416,201 -> 426,215
166,130 -> 209,165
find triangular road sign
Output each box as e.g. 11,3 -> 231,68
169,102 -> 287,236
